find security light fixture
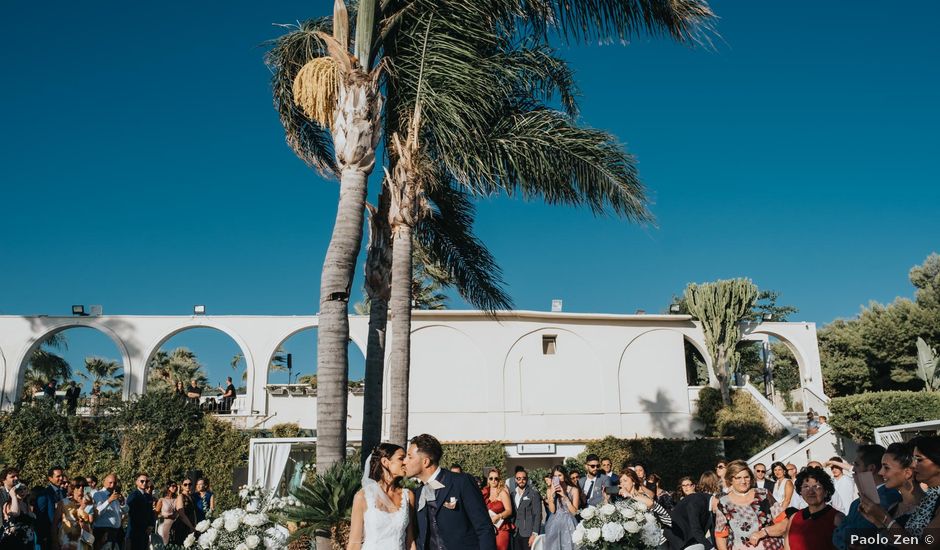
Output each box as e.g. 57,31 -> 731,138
762,313 -> 773,322
669,304 -> 681,314
194,305 -> 206,315
71,305 -> 87,316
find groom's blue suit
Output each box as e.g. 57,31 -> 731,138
416,468 -> 496,550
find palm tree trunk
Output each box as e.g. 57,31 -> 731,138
387,224 -> 414,446
316,167 -> 369,471
361,190 -> 392,459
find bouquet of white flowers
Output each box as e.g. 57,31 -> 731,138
183,485 -> 295,550
571,499 -> 663,550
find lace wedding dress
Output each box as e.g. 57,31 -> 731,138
362,484 -> 410,550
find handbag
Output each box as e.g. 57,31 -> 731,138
80,529 -> 95,545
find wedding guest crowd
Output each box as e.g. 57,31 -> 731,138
0,465 -> 216,550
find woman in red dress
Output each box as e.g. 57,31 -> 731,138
482,468 -> 513,550
784,466 -> 844,550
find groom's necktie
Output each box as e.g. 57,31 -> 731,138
585,478 -> 595,501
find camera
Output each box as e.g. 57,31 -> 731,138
604,486 -> 620,495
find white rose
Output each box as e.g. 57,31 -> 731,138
198,531 -> 216,549
239,488 -> 249,499
598,503 -> 616,518
195,520 -> 211,532
620,506 -> 636,518
586,527 -> 602,543
183,533 -> 196,548
211,517 -> 225,530
245,534 -> 261,549
242,513 -> 268,527
632,500 -> 648,512
623,520 -> 641,533
225,519 -> 240,532
644,512 -> 657,526
641,521 -> 663,547
235,544 -> 248,550
571,527 -> 585,545
601,522 -> 626,542
580,506 -> 596,520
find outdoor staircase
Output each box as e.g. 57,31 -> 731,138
782,411 -> 810,441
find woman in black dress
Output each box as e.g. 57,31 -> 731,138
169,478 -> 197,545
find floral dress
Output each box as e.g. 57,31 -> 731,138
714,488 -> 786,550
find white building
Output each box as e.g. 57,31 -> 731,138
0,311 -> 838,473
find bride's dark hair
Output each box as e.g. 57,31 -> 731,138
368,443 -> 405,482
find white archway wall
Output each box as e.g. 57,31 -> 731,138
748,323 -> 826,398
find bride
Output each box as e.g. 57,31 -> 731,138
347,443 -> 416,550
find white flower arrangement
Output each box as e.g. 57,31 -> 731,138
572,497 -> 663,549
186,485 -> 291,549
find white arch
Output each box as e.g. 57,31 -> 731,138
14,322 -> 132,402
139,321 -> 254,399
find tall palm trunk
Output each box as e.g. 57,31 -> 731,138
361,190 -> 392,459
387,222 -> 414,446
317,69 -> 382,471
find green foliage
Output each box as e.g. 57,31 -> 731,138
716,392 -> 781,460
694,387 -> 723,437
583,436 -> 723,488
440,441 -> 508,479
829,391 -> 940,442
738,342 -> 800,409
684,278 -> 760,405
693,388 -> 780,460
818,254 -> 940,397
283,459 -> 362,542
916,337 -> 940,391
0,392 -> 247,509
147,348 -> 209,392
271,422 -> 303,439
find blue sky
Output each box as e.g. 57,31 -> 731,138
2,1 -> 937,389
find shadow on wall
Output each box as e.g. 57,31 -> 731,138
639,389 -> 681,437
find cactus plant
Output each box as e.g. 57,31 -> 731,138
916,337 -> 940,392
685,279 -> 759,406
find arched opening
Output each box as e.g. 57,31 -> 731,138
736,335 -> 801,411
18,326 -> 126,414
146,327 -> 248,413
267,327 -> 366,388
684,337 -> 710,386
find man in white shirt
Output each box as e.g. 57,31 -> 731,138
827,456 -> 856,515
92,473 -> 127,548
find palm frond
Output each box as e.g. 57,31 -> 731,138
441,108 -> 652,221
417,184 -> 514,312
264,18 -> 339,176
282,459 -> 361,541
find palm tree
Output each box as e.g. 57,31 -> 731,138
23,332 -> 72,395
146,348 -> 208,392
79,357 -> 124,393
267,0 -> 383,471
268,0 -> 714,459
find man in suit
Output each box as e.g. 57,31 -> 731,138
509,468 -> 541,550
35,466 -> 64,550
125,473 -> 154,550
404,433 -> 496,550
578,454 -> 610,508
753,463 -> 774,491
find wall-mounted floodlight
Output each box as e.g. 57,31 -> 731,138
194,305 -> 206,315
762,313 -> 773,322
669,304 -> 681,314
72,305 -> 87,316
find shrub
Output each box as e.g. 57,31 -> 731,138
271,422 -> 302,438
829,391 -> 940,442
284,458 -> 361,549
716,391 -> 781,460
584,437 -> 723,488
0,391 -> 248,509
440,441 -> 507,479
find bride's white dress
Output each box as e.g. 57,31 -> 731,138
362,485 -> 410,550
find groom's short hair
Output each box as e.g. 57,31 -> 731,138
410,434 -> 443,466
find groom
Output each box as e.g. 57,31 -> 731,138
405,433 -> 496,550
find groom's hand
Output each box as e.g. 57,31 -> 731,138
528,534 -> 536,546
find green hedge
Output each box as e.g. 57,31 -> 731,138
584,437 -> 723,488
692,387 -> 782,461
441,442 -> 507,479
0,392 -> 248,509
829,391 -> 940,442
